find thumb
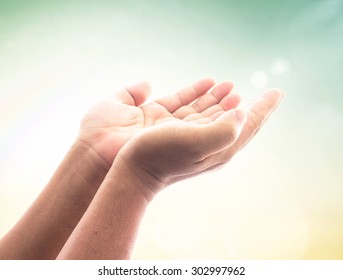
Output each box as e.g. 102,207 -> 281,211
196,109 -> 247,156
116,81 -> 152,106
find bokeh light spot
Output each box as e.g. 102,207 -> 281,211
271,58 -> 290,76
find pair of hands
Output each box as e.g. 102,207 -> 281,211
0,78 -> 282,260
78,78 -> 283,196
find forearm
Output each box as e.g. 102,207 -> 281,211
57,158 -> 162,260
0,140 -> 108,259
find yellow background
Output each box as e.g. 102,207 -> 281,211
0,0 -> 342,259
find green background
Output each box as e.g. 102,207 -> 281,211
0,0 -> 342,259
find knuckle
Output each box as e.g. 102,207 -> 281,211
192,102 -> 202,113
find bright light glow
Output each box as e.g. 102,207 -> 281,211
272,58 -> 290,76
2,0 -> 343,260
221,200 -> 309,259
250,71 -> 268,88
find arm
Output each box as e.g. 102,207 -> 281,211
56,158 -> 162,260
57,89 -> 283,259
0,141 -> 108,259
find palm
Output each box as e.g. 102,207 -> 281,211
118,88 -> 284,193
78,79 -> 240,167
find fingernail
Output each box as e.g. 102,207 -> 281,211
235,110 -> 247,125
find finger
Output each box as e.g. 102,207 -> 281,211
167,161 -> 225,184
169,145 -> 234,184
186,111 -> 225,124
194,109 -> 247,158
233,89 -> 284,151
173,81 -> 235,119
196,93 -> 241,118
220,93 -> 241,111
200,89 -> 284,165
155,77 -> 215,113
191,81 -> 234,112
172,90 -> 284,182
183,94 -> 241,122
115,81 -> 152,106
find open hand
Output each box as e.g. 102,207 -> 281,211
115,89 -> 284,196
78,78 -> 241,169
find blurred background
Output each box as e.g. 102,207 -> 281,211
0,0 -> 342,259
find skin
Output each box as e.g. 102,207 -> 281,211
0,78 -> 242,259
57,86 -> 283,259
78,78 -> 240,167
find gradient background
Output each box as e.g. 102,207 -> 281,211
0,0 -> 342,259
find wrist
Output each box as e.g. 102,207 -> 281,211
75,138 -> 111,174
106,156 -> 166,203
71,139 -> 111,189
